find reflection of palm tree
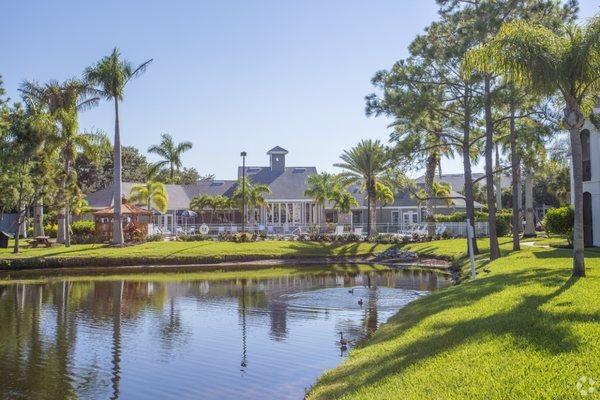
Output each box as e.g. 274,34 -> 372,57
363,280 -> 378,337
239,280 -> 248,372
111,281 -> 123,400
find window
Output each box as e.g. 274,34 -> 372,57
325,210 -> 337,223
352,211 -> 361,224
391,211 -> 400,225
582,129 -> 591,181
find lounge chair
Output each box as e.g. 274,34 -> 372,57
218,226 -> 225,234
335,225 -> 345,235
231,225 -> 238,233
354,227 -> 363,235
283,223 -> 291,235
267,225 -> 274,235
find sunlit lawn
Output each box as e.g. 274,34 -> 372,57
0,240 -> 395,269
308,237 -> 600,399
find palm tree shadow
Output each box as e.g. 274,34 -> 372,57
314,271 -> 590,399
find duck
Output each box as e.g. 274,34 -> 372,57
339,331 -> 348,346
358,299 -> 363,306
348,288 -> 354,294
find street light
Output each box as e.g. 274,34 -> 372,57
241,151 -> 247,233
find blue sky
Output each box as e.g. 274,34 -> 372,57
3,1 -> 599,180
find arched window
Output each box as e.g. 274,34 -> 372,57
581,129 -> 591,181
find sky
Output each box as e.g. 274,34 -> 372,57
3,1 -> 599,181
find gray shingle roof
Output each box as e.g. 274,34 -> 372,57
266,146 -> 288,155
346,184 -> 483,209
86,180 -> 237,211
415,173 -> 511,193
238,166 -> 318,200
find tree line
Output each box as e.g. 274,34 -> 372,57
0,49 -> 205,252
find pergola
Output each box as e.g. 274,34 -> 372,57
93,202 -> 153,241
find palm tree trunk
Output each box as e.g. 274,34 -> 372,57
369,189 -> 377,235
425,151 -> 437,237
570,127 -> 585,276
462,95 -> 479,254
33,197 -> 45,237
509,109 -> 520,250
484,76 -> 500,260
57,171 -> 67,244
113,99 -> 125,245
495,143 -> 502,210
523,167 -> 536,237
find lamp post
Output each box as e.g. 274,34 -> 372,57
241,151 -> 247,233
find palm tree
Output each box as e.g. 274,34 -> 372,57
20,79 -> 100,246
232,179 -> 271,224
190,194 -> 213,223
331,189 -> 359,215
335,139 -> 388,235
375,182 -> 394,224
85,48 -> 152,246
129,181 -> 168,212
304,172 -> 336,222
147,133 -> 193,182
211,195 -> 230,223
464,15 -> 600,277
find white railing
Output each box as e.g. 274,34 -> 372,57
152,221 -> 490,238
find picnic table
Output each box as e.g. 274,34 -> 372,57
28,236 -> 53,248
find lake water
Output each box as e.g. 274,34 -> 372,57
0,267 -> 451,400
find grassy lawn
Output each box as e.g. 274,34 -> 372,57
0,240 -> 394,269
308,238 -> 600,399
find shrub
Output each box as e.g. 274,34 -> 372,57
71,220 -> 95,235
146,234 -> 165,242
543,206 -> 574,244
178,234 -> 212,242
495,209 -> 512,237
44,224 -> 58,238
71,233 -> 102,244
218,232 -> 257,242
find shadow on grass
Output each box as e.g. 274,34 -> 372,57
312,268 -> 592,399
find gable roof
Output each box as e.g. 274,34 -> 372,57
266,146 -> 288,155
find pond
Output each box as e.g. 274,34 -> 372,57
0,266 -> 452,400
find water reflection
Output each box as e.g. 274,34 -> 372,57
0,268 -> 451,400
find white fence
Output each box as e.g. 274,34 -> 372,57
152,221 -> 489,238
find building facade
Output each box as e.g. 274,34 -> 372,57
86,146 -> 481,233
571,104 -> 600,247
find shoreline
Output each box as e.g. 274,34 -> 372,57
0,254 -> 454,280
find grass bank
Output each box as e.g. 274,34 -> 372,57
308,238 -> 600,399
0,240 -> 394,270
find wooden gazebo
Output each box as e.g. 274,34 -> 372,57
93,201 -> 153,241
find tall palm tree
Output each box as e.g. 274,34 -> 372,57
85,48 -> 152,245
147,133 -> 193,182
464,15 -> 600,277
129,181 -> 168,212
335,139 -> 389,235
20,79 -> 100,246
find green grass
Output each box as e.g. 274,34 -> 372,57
308,238 -> 600,399
0,240 -> 394,269
0,263 -> 390,286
